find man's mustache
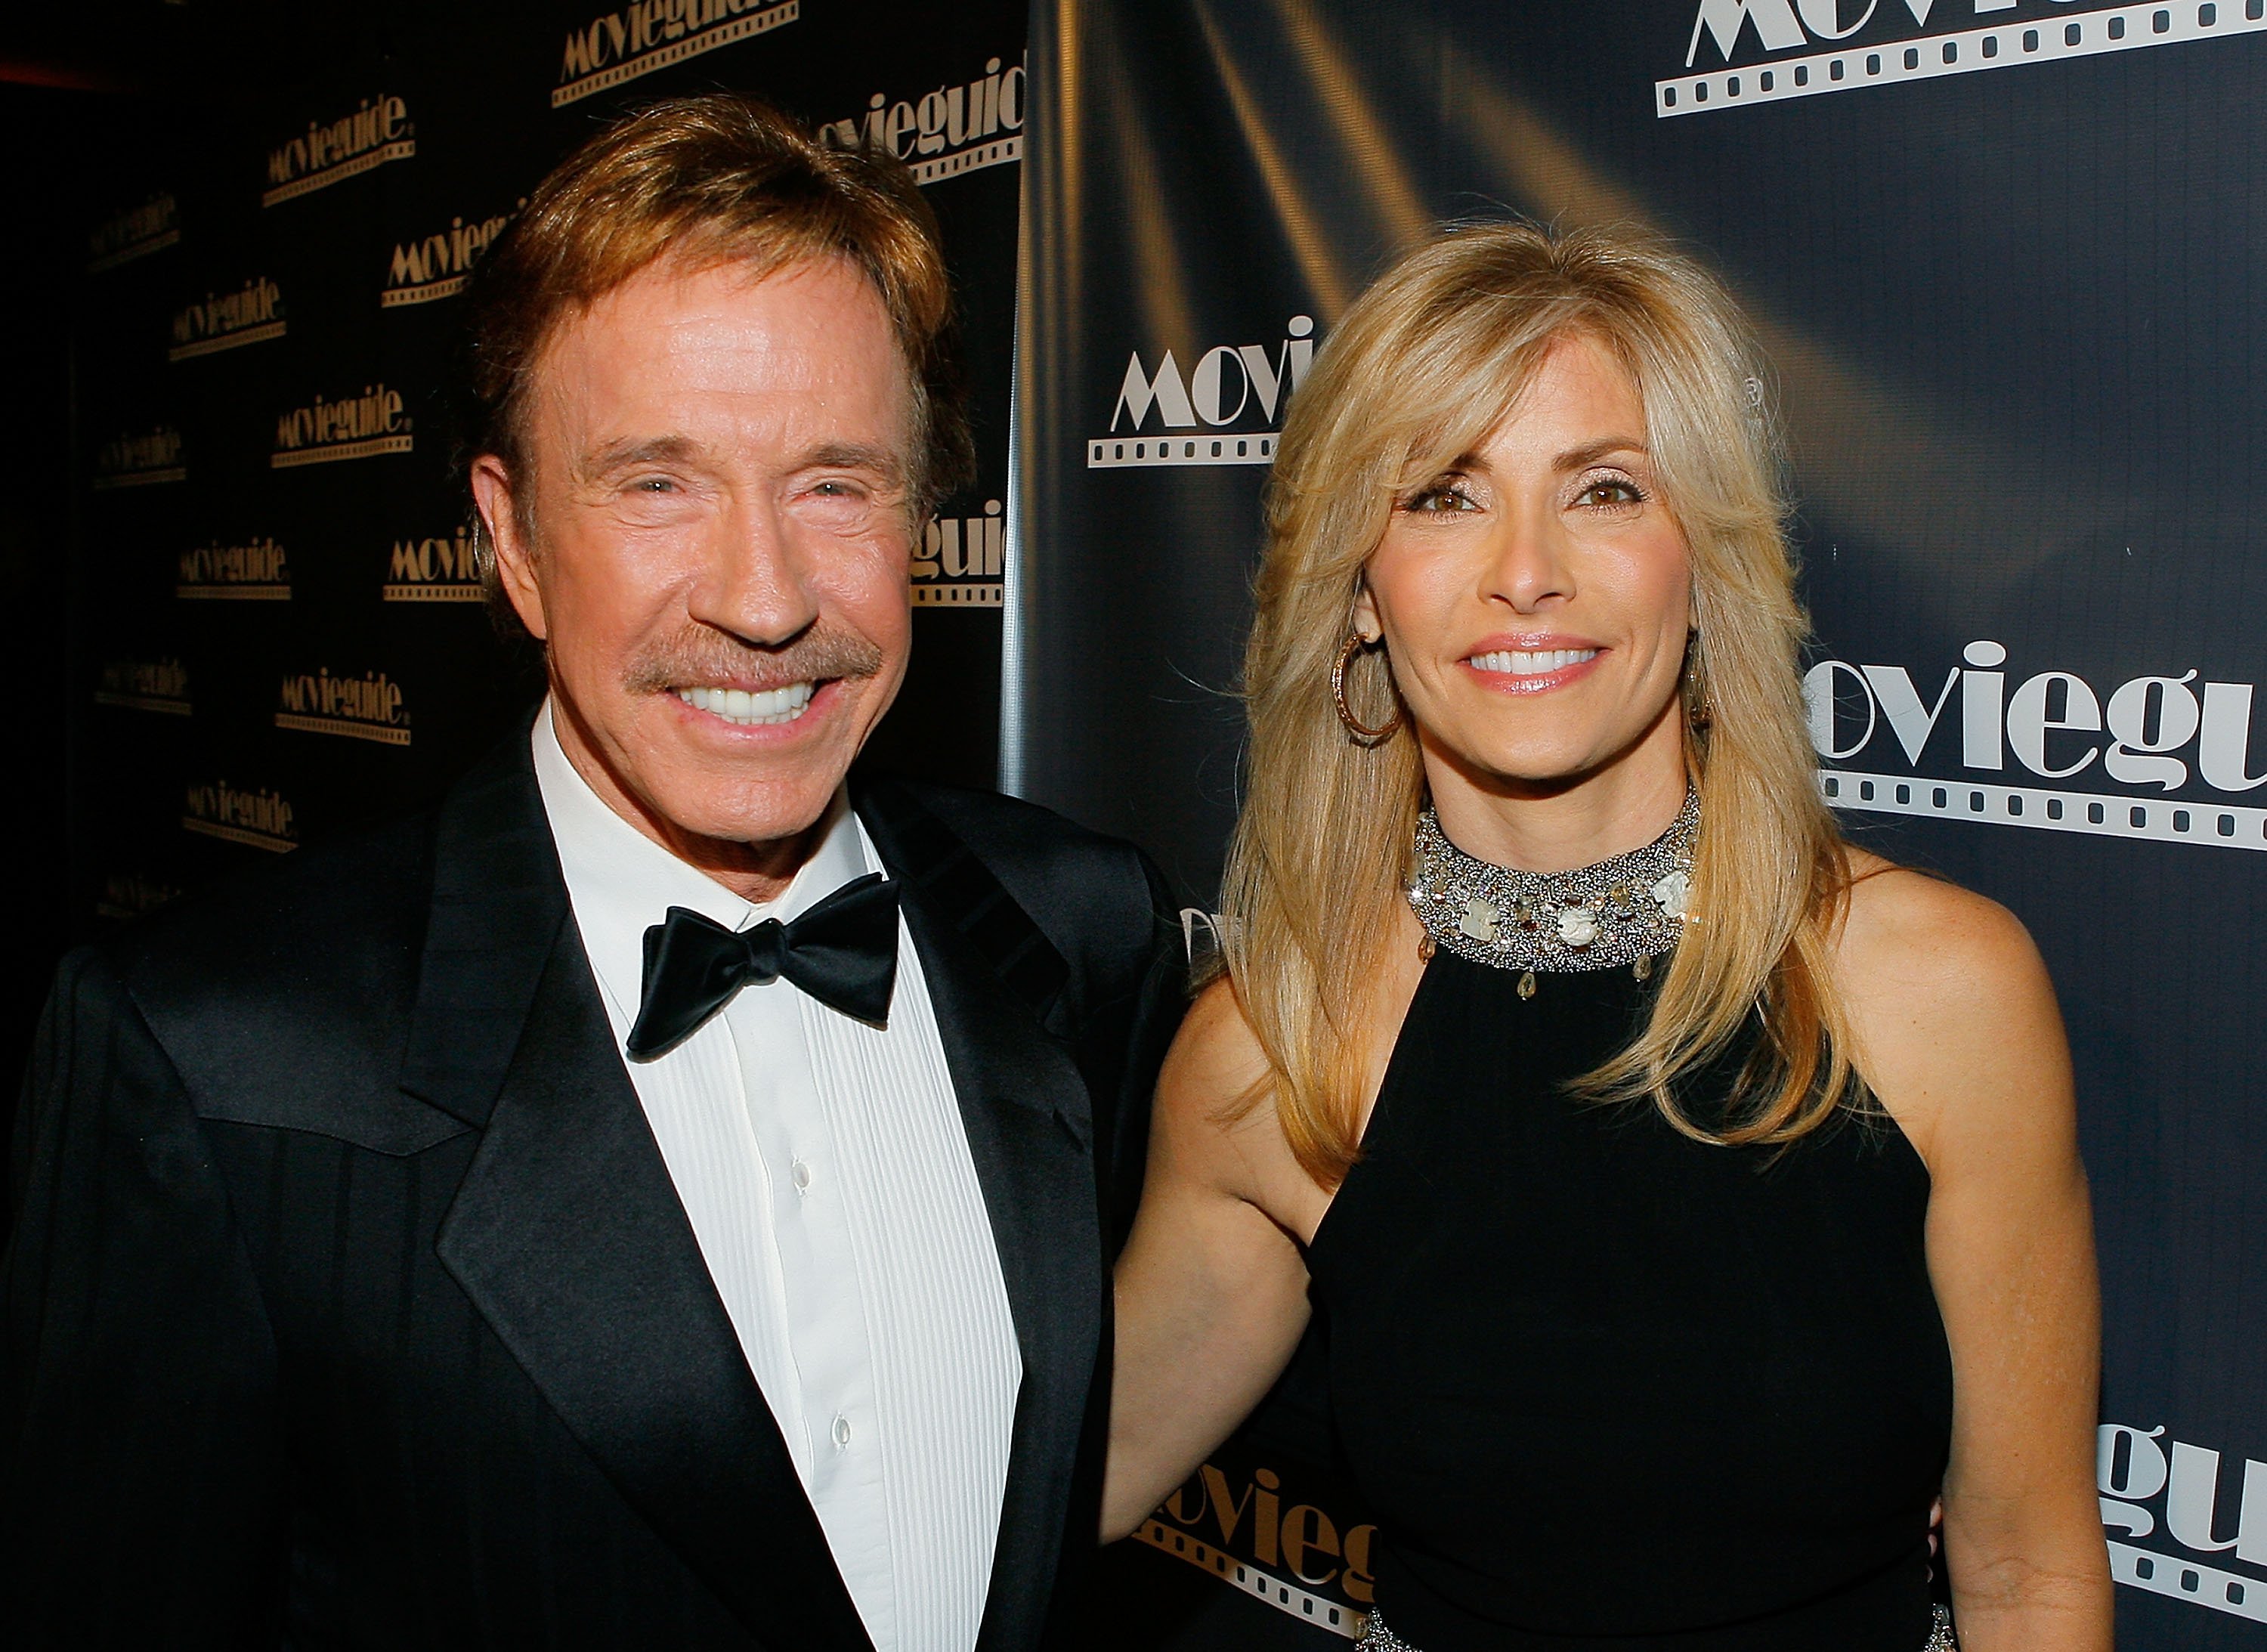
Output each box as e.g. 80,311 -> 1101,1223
623,624 -> 886,695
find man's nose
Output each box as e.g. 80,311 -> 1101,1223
688,497 -> 821,646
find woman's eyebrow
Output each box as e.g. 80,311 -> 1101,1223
1554,437 -> 1649,472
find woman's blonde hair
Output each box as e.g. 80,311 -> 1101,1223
1221,221 -> 1857,1188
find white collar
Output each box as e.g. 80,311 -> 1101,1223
530,698 -> 876,1036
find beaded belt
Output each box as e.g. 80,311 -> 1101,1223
1356,1601 -> 1958,1650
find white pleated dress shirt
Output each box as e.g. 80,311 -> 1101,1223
531,703 -> 1022,1652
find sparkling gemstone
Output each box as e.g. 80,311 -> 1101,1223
1556,905 -> 1601,947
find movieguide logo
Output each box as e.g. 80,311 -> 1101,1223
92,427 -> 186,490
1807,640 -> 2267,850
384,525 -> 483,602
179,536 -> 291,601
170,277 -> 285,362
1139,1456 -> 1373,1639
87,192 -> 178,273
554,0 -> 797,108
819,53 -> 1026,187
276,667 -> 412,746
911,499 -> 1003,606
383,204 -> 519,308
97,871 -> 183,921
183,778 -> 296,853
1088,316 -> 1318,470
273,384 -> 412,469
264,96 -> 414,207
2100,1422 -> 2267,1623
94,657 -> 190,716
1662,0 -> 2267,116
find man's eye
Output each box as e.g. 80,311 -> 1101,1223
632,476 -> 677,494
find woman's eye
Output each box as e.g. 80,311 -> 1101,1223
1576,477 -> 1644,508
1405,482 -> 1477,513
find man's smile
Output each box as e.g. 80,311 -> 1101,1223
671,682 -> 818,726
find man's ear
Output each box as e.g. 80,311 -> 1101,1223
470,454 -> 549,642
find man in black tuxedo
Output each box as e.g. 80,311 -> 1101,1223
3,97 -> 1180,1650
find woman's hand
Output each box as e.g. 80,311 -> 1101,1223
1103,979 -> 1324,1542
1840,862 -> 2113,1651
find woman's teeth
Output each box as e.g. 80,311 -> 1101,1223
1469,648 -> 1600,676
674,682 -> 816,725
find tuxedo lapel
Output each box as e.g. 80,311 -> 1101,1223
856,780 -> 1102,1652
412,729 -> 873,1651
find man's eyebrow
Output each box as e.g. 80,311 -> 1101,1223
583,433 -> 702,476
1554,437 -> 1650,471
796,441 -> 907,482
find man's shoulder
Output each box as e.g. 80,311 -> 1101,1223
856,772 -> 1173,985
860,773 -> 1162,910
106,812 -> 438,995
81,813 -> 447,1140
863,772 -> 1139,871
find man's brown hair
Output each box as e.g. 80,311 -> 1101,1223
464,93 -> 973,621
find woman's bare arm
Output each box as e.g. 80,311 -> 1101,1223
1840,865 -> 2111,1652
1103,979 -> 1321,1542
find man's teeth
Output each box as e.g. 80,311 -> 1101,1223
1470,648 -> 1600,676
674,682 -> 816,726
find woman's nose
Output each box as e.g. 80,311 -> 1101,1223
1482,508 -> 1575,612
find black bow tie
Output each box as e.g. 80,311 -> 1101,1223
625,874 -> 900,1060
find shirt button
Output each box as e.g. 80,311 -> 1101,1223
791,1159 -> 812,1194
830,1414 -> 852,1449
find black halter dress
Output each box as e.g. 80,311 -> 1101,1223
1304,955 -> 1953,1650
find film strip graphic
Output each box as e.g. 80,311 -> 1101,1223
1132,1519 -> 1369,1641
1659,1 -> 2267,116
1819,769 -> 2267,852
2110,1541 -> 2267,1622
1087,432 -> 1279,469
913,135 -> 1021,186
169,323 -> 286,362
87,227 -> 178,274
261,141 -> 416,209
552,2 -> 799,107
181,817 -> 295,853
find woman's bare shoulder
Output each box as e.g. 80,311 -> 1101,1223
1833,849 -> 2048,1004
1829,847 -> 2069,1165
1151,979 -> 1285,1165
1160,976 -> 1275,1109
1152,975 -> 1335,1235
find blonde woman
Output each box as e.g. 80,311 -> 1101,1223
1105,224 -> 2110,1652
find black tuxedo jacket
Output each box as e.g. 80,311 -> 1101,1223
2,732 -> 1184,1650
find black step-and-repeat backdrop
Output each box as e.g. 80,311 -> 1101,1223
73,0 -> 1024,938
1023,4 -> 2267,1648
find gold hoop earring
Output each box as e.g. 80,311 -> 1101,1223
1332,633 -> 1405,745
1684,634 -> 1712,731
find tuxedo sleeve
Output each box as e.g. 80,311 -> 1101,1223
2,947 -> 284,1648
1099,849 -> 1189,1259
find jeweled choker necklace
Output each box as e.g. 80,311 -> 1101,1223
1407,787 -> 1699,998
